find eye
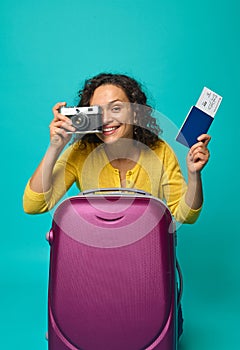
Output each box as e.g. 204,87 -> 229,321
112,105 -> 121,113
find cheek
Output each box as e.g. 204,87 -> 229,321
124,123 -> 134,136
121,110 -> 134,124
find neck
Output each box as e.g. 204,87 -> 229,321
104,138 -> 140,163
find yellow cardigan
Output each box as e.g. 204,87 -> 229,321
23,140 -> 201,223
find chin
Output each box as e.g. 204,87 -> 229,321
102,136 -> 119,145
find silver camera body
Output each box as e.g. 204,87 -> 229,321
60,105 -> 103,134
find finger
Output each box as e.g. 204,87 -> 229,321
54,126 -> 67,137
191,148 -> 209,163
189,139 -> 210,154
197,134 -> 211,146
52,102 -> 67,112
50,119 -> 75,133
58,114 -> 73,125
52,102 -> 67,120
191,145 -> 209,156
51,126 -> 71,143
49,126 -> 74,139
52,113 -> 73,126
190,150 -> 209,164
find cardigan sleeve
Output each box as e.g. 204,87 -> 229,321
23,147 -> 77,214
160,143 -> 202,224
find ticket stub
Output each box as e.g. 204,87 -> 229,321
195,87 -> 222,118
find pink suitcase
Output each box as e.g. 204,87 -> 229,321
47,189 -> 179,349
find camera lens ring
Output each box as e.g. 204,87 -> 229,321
72,112 -> 90,131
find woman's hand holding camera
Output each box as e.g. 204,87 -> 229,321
49,102 -> 75,149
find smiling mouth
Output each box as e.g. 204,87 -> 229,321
103,125 -> 120,134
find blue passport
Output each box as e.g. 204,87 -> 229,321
175,106 -> 214,148
175,87 -> 222,148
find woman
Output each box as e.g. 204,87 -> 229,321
23,73 -> 211,338
23,72 -> 210,222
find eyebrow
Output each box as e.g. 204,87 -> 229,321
91,99 -> 126,107
108,99 -> 125,105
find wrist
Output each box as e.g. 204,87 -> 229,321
188,170 -> 201,182
46,143 -> 64,164
49,137 -> 66,153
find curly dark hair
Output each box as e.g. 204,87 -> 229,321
74,73 -> 162,148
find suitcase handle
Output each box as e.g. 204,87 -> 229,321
80,188 -> 151,196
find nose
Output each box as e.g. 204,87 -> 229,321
101,106 -> 113,125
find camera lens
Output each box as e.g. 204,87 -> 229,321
72,113 -> 90,131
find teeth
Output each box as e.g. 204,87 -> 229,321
103,127 -> 117,132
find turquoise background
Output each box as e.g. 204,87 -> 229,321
1,0 -> 239,348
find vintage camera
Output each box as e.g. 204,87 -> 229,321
60,105 -> 103,133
